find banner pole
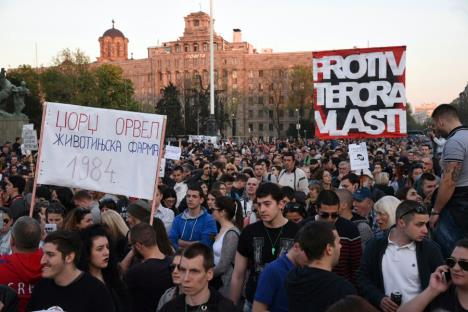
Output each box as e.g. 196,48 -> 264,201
29,102 -> 48,217
149,116 -> 167,226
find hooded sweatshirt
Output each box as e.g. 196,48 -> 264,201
285,266 -> 356,312
169,208 -> 217,248
0,249 -> 43,312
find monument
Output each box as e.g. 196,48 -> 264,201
0,67 -> 30,144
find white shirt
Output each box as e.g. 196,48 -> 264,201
382,236 -> 421,304
174,182 -> 188,208
155,204 -> 175,233
213,230 -> 227,266
278,167 -> 309,195
241,197 -> 258,224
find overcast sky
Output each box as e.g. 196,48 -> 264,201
1,0 -> 467,106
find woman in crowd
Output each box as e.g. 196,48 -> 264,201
152,217 -> 175,256
156,249 -> 184,311
211,181 -> 227,196
99,198 -> 119,214
161,188 -> 178,215
200,182 -> 209,196
396,186 -> 422,203
62,207 -> 93,231
321,170 -> 334,191
374,196 -> 401,232
211,196 -> 242,297
306,183 -> 321,217
101,209 -> 129,261
284,202 -> 307,224
79,224 -> 130,312
206,190 -> 223,213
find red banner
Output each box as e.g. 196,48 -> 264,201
313,46 -> 407,139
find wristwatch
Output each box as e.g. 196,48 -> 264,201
431,209 -> 440,215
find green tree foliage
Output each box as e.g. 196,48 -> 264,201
288,65 -> 315,136
406,102 -> 423,131
155,83 -> 184,136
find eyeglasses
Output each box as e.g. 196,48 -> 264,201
399,205 -> 427,219
319,212 -> 339,219
446,257 -> 468,271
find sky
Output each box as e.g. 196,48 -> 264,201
1,0 -> 467,107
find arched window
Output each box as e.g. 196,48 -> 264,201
193,43 -> 199,52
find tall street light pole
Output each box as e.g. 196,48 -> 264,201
206,0 -> 217,136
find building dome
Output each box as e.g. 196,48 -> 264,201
103,27 -> 124,38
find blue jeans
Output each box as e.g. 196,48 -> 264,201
433,188 -> 468,258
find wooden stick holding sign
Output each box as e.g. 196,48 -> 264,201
149,117 -> 167,226
29,102 -> 48,217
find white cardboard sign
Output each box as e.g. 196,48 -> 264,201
37,102 -> 166,200
165,145 -> 181,160
22,124 -> 38,151
348,142 -> 370,171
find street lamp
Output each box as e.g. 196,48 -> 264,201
206,0 -> 217,136
295,108 -> 300,139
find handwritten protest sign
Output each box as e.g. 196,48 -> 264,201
22,124 -> 38,151
188,135 -> 218,144
165,145 -> 181,160
348,142 -> 370,171
313,46 -> 407,139
37,102 -> 166,200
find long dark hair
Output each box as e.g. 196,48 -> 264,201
215,196 -> 243,230
151,218 -> 175,256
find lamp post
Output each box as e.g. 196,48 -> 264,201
295,108 -> 301,139
206,0 -> 217,136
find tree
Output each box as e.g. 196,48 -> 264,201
263,69 -> 290,137
288,65 -> 315,137
155,83 -> 184,136
406,102 -> 423,130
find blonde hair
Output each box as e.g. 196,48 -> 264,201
374,172 -> 390,186
374,196 -> 401,228
101,210 -> 129,240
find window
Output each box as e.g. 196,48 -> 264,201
259,124 -> 264,131
269,110 -> 273,118
259,70 -> 263,77
193,43 -> 199,52
232,70 -> 237,78
248,123 -> 254,132
258,110 -> 264,118
258,83 -> 263,92
213,42 -> 218,51
248,110 -> 253,118
248,70 -> 254,78
184,45 -> 189,52
203,43 -> 208,51
258,96 -> 264,105
279,124 -> 284,131
167,72 -> 172,83
194,19 -> 200,26
269,123 -> 273,131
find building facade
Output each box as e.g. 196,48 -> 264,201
97,12 -> 313,138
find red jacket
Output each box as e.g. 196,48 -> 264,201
0,249 -> 43,312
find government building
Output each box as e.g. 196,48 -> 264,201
96,12 -> 313,138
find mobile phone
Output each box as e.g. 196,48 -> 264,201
444,271 -> 452,283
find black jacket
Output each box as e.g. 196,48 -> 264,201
357,229 -> 444,308
159,288 -> 236,312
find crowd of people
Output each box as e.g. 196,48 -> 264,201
0,103 -> 466,312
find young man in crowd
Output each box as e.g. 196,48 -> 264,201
123,223 -> 173,312
27,230 -> 115,312
160,243 -> 236,312
358,200 -> 444,312
399,238 -> 468,312
73,190 -> 101,224
431,104 -> 468,258
169,184 -> 217,248
335,189 -> 373,250
172,166 -> 188,209
252,230 -> 307,312
230,182 -> 299,311
286,221 -> 356,312
303,190 -> 362,286
0,217 -> 42,312
339,173 -> 360,194
3,175 -> 27,220
241,177 -> 259,224
278,152 -> 309,195
352,187 -> 378,234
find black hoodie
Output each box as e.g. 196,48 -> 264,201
286,266 -> 356,312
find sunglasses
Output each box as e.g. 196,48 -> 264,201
169,264 -> 179,273
399,205 -> 427,219
319,212 -> 339,219
447,257 -> 468,271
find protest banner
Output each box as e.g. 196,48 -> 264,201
165,145 -> 182,160
188,135 -> 218,144
22,124 -> 38,151
35,102 -> 166,204
313,46 -> 407,139
348,142 -> 370,171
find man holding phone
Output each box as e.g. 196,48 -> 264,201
399,238 -> 468,312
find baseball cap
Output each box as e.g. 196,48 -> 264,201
353,187 -> 372,202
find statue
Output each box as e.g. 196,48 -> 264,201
0,68 -> 29,117
12,81 -> 30,117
